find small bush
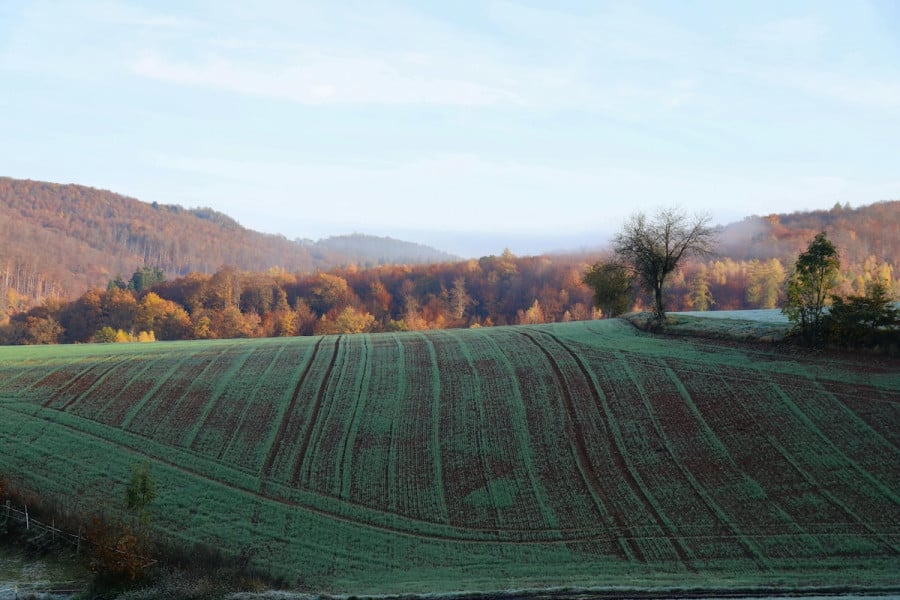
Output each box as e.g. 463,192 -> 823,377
825,282 -> 899,351
86,515 -> 155,586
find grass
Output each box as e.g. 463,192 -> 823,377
626,311 -> 793,341
0,319 -> 897,596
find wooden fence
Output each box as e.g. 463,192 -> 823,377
3,499 -> 84,554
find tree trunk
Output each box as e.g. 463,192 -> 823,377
654,282 -> 665,324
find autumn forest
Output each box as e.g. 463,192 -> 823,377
1,178 -> 898,344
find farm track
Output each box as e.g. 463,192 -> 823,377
216,342 -> 288,461
184,344 -> 260,450
48,354 -> 127,410
0,398 -> 714,545
0,320 -> 898,594
337,335 -> 369,500
261,337 -> 326,485
292,335 -> 342,488
17,391 -> 879,549
517,330 -> 643,562
541,330 -> 699,571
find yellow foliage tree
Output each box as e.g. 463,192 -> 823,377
315,306 -> 376,335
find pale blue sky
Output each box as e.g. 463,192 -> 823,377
2,1 -> 899,256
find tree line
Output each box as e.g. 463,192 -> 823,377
2,236 -> 897,345
585,207 -> 898,350
0,253 -> 594,343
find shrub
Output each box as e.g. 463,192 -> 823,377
826,282 -> 900,349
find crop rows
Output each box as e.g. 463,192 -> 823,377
0,320 -> 897,594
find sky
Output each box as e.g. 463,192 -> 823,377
1,1 -> 899,257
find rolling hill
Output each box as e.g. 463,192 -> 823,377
0,319 -> 897,595
0,177 -> 455,306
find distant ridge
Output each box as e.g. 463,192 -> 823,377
0,177 -> 454,305
309,234 -> 457,267
717,200 -> 900,266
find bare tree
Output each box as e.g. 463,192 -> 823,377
614,207 -> 716,325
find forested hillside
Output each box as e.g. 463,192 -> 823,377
1,175 -> 898,345
0,177 -> 454,309
719,201 -> 899,267
673,201 -> 899,311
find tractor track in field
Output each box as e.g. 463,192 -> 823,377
545,330 -> 703,571
56,356 -> 129,412
41,354 -> 123,408
216,342 -> 289,462
516,330 -> 643,562
16,397 -> 886,549
3,322 -> 898,593
260,337 -> 326,483
535,330 -> 700,572
611,349 -> 770,569
292,336 -> 343,489
564,335 -> 900,404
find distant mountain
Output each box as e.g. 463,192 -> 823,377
308,234 -> 456,267
0,177 -> 454,307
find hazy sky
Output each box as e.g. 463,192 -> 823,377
2,1 -> 899,257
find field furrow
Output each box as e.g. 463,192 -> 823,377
543,330 -> 702,567
765,378 -> 900,551
391,334 -> 447,524
516,330 -> 640,560
336,335 -> 371,500
97,355 -> 182,427
669,365 -> 829,559
186,343 -> 274,454
654,360 -> 802,566
597,351 -> 745,563
729,371 -> 898,554
798,379 -> 899,495
291,336 -> 344,489
297,334 -> 360,494
836,390 -> 900,449
467,329 -> 560,533
0,363 -> 47,396
348,334 -> 401,511
128,347 -> 234,441
259,337 -> 328,486
0,319 -> 898,595
219,341 -> 305,470
24,361 -> 97,400
45,353 -> 127,410
430,331 -> 499,529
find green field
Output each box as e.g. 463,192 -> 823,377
0,319 -> 898,595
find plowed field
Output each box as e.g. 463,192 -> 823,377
0,320 -> 897,595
